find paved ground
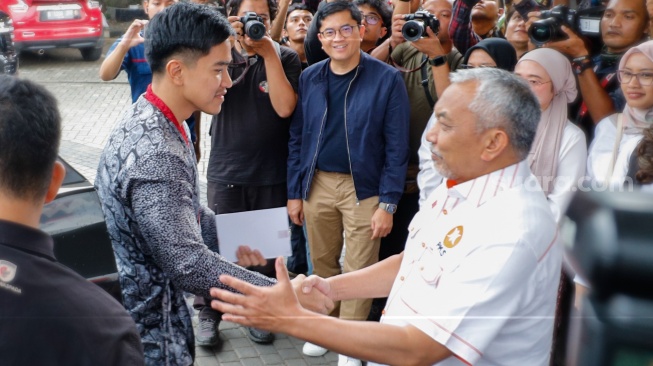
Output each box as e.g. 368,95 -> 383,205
17,33 -> 340,366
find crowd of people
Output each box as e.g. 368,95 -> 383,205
2,0 -> 653,364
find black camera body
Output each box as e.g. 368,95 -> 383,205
529,5 -> 602,46
402,11 -> 439,42
240,11 -> 266,41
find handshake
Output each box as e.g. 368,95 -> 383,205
210,257 -> 337,334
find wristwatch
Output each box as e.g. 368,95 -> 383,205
428,55 -> 447,67
379,202 -> 398,214
571,55 -> 593,75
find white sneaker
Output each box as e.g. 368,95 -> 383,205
338,355 -> 363,366
302,342 -> 328,357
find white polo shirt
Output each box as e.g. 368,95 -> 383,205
373,160 -> 562,366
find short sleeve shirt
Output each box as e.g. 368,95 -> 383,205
374,161 -> 562,366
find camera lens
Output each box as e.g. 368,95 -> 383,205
402,21 -> 424,42
528,17 -> 561,46
245,21 -> 266,40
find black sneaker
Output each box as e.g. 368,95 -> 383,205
195,317 -> 220,347
247,327 -> 275,344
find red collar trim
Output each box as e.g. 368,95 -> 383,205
446,179 -> 458,189
144,85 -> 189,145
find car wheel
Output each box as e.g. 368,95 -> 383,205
81,47 -> 102,61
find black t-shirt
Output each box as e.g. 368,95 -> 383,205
208,45 -> 301,185
0,219 -> 144,365
316,67 -> 358,173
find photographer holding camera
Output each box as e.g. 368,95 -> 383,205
202,0 -> 302,347
533,0 -> 649,140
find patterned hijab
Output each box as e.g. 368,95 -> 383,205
518,48 -> 577,195
618,40 -> 653,134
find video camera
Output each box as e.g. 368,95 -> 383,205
528,5 -> 602,46
402,10 -> 439,42
240,11 -> 266,41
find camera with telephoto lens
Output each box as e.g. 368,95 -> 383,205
528,5 -> 602,46
240,11 -> 266,40
402,10 -> 440,42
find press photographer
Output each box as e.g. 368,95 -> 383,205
531,0 -> 649,141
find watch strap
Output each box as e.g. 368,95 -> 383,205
428,54 -> 447,67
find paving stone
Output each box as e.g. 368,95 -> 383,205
235,346 -> 259,359
278,348 -> 303,360
216,350 -> 240,363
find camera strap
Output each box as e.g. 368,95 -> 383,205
420,54 -> 436,109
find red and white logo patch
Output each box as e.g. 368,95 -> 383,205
0,260 -> 17,283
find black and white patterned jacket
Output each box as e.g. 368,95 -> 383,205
95,92 -> 275,366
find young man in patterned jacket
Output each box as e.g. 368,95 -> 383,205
95,3 -> 332,365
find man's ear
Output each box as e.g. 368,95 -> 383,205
497,7 -> 505,18
380,26 -> 388,39
166,59 -> 185,86
44,161 -> 66,204
359,24 -> 366,38
480,128 -> 508,162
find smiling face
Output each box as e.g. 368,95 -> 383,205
318,10 -> 364,72
621,52 -> 653,110
505,11 -> 528,49
601,0 -> 648,54
284,9 -> 313,43
181,40 -> 233,115
426,81 -> 488,182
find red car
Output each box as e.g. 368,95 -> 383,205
1,0 -> 104,61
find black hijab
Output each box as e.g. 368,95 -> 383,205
462,38 -> 518,72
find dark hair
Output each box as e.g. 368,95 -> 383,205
314,1 -> 362,32
636,127 -> 653,184
0,76 -> 61,201
353,0 -> 391,29
145,2 -> 234,73
285,3 -> 314,28
227,0 -> 279,21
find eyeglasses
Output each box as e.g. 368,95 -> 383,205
523,79 -> 552,87
363,14 -> 380,25
319,24 -> 358,40
618,70 -> 653,86
459,64 -> 497,69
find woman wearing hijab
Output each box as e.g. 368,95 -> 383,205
461,38 -> 518,71
515,48 -> 588,223
417,38 -> 518,207
588,40 -> 653,192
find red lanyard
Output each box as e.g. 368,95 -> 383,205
579,71 -> 615,118
144,85 -> 189,145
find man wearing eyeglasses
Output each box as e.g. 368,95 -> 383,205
203,0 -> 302,347
354,0 -> 391,53
286,2 -> 410,365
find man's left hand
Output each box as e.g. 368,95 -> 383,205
371,208 -> 393,239
411,26 -> 445,58
243,35 -> 277,59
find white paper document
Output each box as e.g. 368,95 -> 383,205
215,207 -> 292,262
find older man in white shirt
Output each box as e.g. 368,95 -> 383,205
209,68 -> 563,366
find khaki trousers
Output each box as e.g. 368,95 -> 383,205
303,170 -> 381,321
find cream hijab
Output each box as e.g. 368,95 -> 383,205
518,48 -> 578,195
617,41 -> 653,133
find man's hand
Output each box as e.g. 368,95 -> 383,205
545,25 -> 589,58
390,14 -> 407,48
287,199 -> 304,226
210,257 -> 332,333
411,26 -> 445,58
121,19 -> 148,49
244,35 -> 277,60
235,245 -> 267,267
299,274 -> 336,300
291,274 -> 335,314
371,208 -> 393,239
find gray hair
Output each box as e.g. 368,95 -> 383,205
449,68 -> 540,159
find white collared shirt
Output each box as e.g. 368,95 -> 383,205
373,160 -> 562,366
588,115 -> 645,189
